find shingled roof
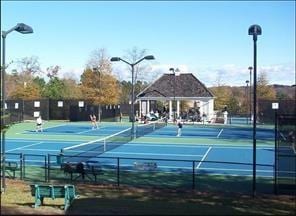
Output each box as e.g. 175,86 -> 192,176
137,73 -> 214,99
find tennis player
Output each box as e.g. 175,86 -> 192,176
90,114 -> 99,129
36,115 -> 43,132
176,120 -> 183,137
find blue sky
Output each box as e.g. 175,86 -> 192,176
1,1 -> 295,87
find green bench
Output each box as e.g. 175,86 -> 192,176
30,184 -> 78,211
4,161 -> 19,178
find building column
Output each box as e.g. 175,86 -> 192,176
177,100 -> 180,118
169,100 -> 172,120
139,100 -> 142,120
147,100 -> 150,114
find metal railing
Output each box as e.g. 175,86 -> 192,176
1,152 -> 275,194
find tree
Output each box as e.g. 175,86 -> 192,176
119,80 -> 132,104
46,65 -> 60,79
119,80 -> 148,104
43,77 -> 65,99
227,96 -> 240,114
257,72 -> 276,100
80,68 -> 120,104
33,76 -> 46,96
7,56 -> 43,99
16,56 -> 41,76
210,86 -> 232,111
61,77 -> 83,99
123,47 -> 148,83
82,48 -> 120,105
10,82 -> 41,99
276,91 -> 289,100
86,48 -> 113,74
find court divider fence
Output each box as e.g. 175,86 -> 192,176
2,152 -> 277,195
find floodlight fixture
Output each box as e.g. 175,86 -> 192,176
110,57 -> 121,62
144,55 -> 155,60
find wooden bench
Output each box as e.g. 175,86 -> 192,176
30,184 -> 78,211
4,161 -> 19,178
61,162 -> 103,182
133,162 -> 157,171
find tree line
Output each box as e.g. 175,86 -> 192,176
3,47 -> 292,116
4,48 -> 149,105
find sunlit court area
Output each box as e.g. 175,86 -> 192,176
1,1 -> 295,215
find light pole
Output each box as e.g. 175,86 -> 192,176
248,24 -> 262,197
169,68 -> 179,122
248,66 -> 253,123
110,55 -> 155,139
245,80 -> 249,124
1,23 -> 33,192
93,67 -> 101,122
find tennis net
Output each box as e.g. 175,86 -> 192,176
136,120 -> 166,138
61,127 -> 132,162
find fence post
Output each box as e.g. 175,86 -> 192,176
23,155 -> 26,179
117,157 -> 120,187
192,161 -> 195,190
274,111 -> 278,195
19,153 -> 23,180
46,154 -> 49,182
44,155 -> 46,182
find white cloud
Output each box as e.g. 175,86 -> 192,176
192,63 -> 295,87
50,62 -> 296,87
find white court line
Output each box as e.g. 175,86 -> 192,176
217,129 -> 223,138
76,126 -> 108,134
206,146 -> 273,150
125,143 -> 273,150
121,143 -> 211,149
13,148 -> 60,152
7,142 -> 43,153
17,123 -> 69,134
42,123 -> 69,130
76,128 -> 98,134
104,151 -> 204,157
196,146 -> 212,169
7,139 -> 81,144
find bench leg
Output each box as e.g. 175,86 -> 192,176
5,171 -> 13,178
34,196 -> 42,208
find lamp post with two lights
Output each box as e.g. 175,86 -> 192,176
110,55 -> 155,139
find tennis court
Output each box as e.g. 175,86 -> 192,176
4,121 -> 286,178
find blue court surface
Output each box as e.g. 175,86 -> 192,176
23,123 -> 131,137
5,122 -> 290,179
5,124 -> 280,178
